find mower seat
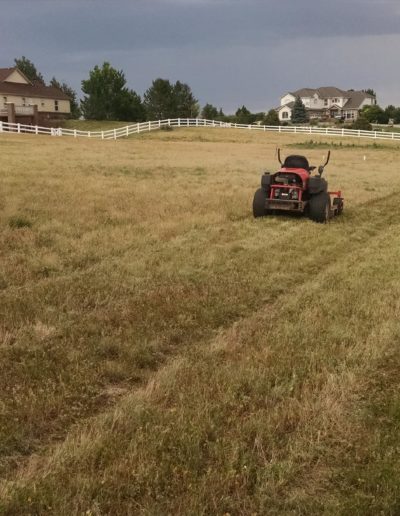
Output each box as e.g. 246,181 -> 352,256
283,155 -> 311,171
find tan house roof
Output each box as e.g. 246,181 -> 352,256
290,86 -> 349,99
0,67 -> 70,101
343,91 -> 373,110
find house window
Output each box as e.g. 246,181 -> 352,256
54,100 -> 59,112
22,97 -> 26,106
282,111 -> 289,119
3,96 -> 7,106
41,100 -> 45,107
324,99 -> 328,106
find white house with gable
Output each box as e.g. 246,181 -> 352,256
277,87 -> 376,122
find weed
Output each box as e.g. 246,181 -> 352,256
8,216 -> 32,229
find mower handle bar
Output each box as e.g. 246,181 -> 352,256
277,148 -> 331,175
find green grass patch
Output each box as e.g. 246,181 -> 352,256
288,138 -> 400,150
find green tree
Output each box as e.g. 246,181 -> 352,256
291,96 -> 309,124
363,88 -> 377,98
14,56 -> 45,84
173,81 -> 199,118
263,109 -> 280,126
217,108 -> 226,120
235,105 -> 253,124
393,107 -> 400,124
81,62 -> 145,121
201,103 -> 219,119
143,78 -> 176,120
50,78 -> 81,119
382,105 -> 400,124
360,104 -> 388,124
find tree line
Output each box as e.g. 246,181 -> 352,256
14,57 -> 280,124
15,56 -> 399,127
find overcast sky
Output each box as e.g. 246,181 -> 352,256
1,0 -> 399,112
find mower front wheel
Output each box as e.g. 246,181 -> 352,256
309,192 -> 331,223
253,188 -> 269,218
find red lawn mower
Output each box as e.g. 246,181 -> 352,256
253,150 -> 343,223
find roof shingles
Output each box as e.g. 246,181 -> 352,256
0,67 -> 70,101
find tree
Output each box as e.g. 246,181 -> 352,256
173,81 -> 199,118
143,78 -> 176,120
363,88 -> 377,98
393,107 -> 400,124
235,105 -> 253,124
360,104 -> 388,124
143,79 -> 198,120
81,62 -> 145,121
263,109 -> 280,126
291,96 -> 308,124
383,105 -> 400,124
14,56 -> 45,84
50,78 -> 81,119
201,103 -> 219,119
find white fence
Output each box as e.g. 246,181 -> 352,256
0,118 -> 400,142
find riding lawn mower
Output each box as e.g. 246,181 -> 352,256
253,150 -> 343,223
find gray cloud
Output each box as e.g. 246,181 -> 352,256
1,0 -> 400,111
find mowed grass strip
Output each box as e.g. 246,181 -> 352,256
1,128 -> 400,513
2,193 -> 400,514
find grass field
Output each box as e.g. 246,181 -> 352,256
1,127 -> 400,514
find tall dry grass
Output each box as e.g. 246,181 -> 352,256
1,128 -> 400,514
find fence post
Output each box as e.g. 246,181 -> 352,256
342,128 -> 344,136
89,131 -> 91,138
159,120 -> 161,128
178,118 -> 181,127
17,123 -> 21,134
114,129 -> 117,140
74,129 -> 77,138
0,121 -> 2,133
102,131 -> 104,140
374,131 -> 377,139
148,121 -> 151,131
126,126 -> 129,137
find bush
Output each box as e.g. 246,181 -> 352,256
351,117 -> 372,131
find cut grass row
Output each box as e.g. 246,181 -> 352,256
1,128 -> 400,513
2,191 -> 400,514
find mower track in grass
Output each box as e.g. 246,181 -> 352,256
2,190 -> 400,514
0,192 -> 394,472
2,130 -> 400,513
2,189 -> 400,514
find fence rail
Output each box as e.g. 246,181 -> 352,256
0,118 -> 400,142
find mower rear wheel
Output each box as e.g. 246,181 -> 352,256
253,188 -> 268,218
309,192 -> 331,223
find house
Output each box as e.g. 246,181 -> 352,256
277,87 -> 376,122
0,67 -> 71,125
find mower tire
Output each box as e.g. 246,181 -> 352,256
309,192 -> 331,223
253,188 -> 268,218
